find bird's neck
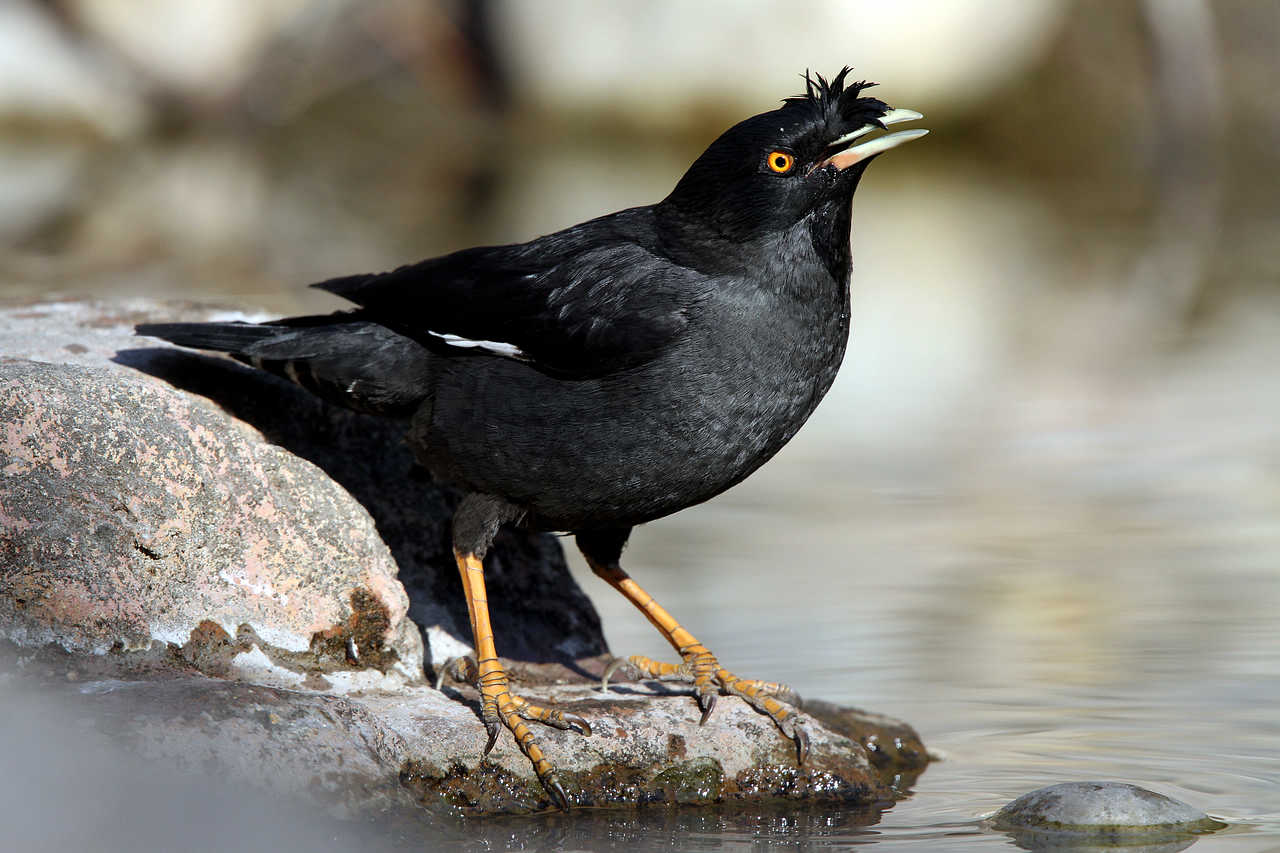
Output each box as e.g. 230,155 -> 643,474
651,208 -> 749,275
653,193 -> 855,285
805,194 -> 855,286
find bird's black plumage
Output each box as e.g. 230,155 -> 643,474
136,68 -> 927,806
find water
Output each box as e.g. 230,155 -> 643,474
554,475 -> 1280,849
3,92 -> 1278,851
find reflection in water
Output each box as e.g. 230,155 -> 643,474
994,827 -> 1209,852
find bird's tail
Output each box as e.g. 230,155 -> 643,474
136,318 -> 433,416
135,321 -> 281,353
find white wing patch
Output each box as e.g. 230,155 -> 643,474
427,330 -> 526,359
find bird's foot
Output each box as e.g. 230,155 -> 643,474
602,648 -> 809,764
446,655 -> 591,810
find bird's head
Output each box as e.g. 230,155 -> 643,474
658,68 -> 926,258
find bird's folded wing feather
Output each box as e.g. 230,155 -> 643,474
313,237 -> 703,379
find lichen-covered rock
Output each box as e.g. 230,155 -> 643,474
4,640 -> 923,817
398,674 -> 901,813
799,698 -> 929,781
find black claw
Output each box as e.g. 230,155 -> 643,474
697,692 -> 717,725
547,778 -> 571,812
794,724 -> 810,766
483,722 -> 500,756
566,716 -> 592,737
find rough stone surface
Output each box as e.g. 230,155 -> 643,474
1,358 -> 423,689
0,299 -> 607,671
800,699 -> 929,780
0,299 -> 929,818
988,782 -> 1225,849
4,640 -> 925,817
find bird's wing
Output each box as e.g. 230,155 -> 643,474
313,236 -> 703,379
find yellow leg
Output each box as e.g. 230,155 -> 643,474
454,549 -> 590,809
588,558 -> 808,764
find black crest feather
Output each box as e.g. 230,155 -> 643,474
783,67 -> 886,129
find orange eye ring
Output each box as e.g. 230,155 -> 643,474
766,151 -> 795,174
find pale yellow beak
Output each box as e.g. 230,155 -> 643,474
822,108 -> 928,170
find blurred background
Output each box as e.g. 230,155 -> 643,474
2,0 -> 1278,849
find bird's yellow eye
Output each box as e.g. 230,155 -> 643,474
766,151 -> 795,174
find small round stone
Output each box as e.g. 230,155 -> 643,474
990,782 -> 1225,839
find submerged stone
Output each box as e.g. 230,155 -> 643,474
988,781 -> 1225,850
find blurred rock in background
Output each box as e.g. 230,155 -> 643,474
494,0 -> 1067,121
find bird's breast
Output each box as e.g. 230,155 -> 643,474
677,286 -> 850,481
414,277 -> 850,530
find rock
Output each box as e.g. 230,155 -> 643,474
798,698 -> 929,785
416,665 -> 929,812
498,1 -> 1067,121
0,669 -> 456,849
0,299 -> 607,671
988,781 -> 1225,850
0,1 -> 145,137
3,639 -> 923,817
1,357 -> 424,690
0,299 -> 928,818
66,0 -> 314,102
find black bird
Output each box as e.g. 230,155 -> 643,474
136,68 -> 926,809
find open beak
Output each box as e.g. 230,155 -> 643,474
821,108 -> 928,171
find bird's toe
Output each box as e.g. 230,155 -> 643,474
509,692 -> 593,737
